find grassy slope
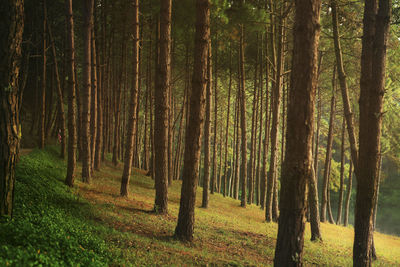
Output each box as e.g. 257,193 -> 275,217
1,147 -> 399,266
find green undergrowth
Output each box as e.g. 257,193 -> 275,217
1,147 -> 400,266
0,147 -> 112,266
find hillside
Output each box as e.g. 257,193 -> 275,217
1,147 -> 399,266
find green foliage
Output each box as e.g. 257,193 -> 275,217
0,147 -> 112,266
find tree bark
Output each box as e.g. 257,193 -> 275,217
239,25 -> 247,208
39,0 -> 47,149
354,0 -> 390,265
202,43 -> 212,208
81,0 -> 93,183
174,0 -> 209,242
90,20 -> 98,174
222,44 -> 232,197
212,38 -> 219,195
47,18 -> 66,159
120,0 -> 139,197
337,116 -> 346,225
0,0 -> 24,217
274,0 -> 321,265
248,35 -> 259,204
344,159 -> 352,227
331,0 -> 359,169
266,10 -> 283,222
65,0 -> 77,187
153,0 -> 171,214
321,78 -> 336,222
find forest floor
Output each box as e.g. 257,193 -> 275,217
1,146 -> 400,266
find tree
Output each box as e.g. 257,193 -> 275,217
266,2 -> 285,221
81,0 -> 94,184
202,43 -> 212,208
120,0 -> 139,197
239,24 -> 247,208
154,0 -> 171,214
174,0 -> 210,242
353,0 -> 391,265
64,0 -> 77,187
39,0 -> 47,149
0,0 -> 24,217
274,0 -> 321,265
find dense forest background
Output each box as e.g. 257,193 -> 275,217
16,0 -> 400,235
2,0 -> 400,265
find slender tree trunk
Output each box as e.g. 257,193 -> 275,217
47,18 -> 66,158
239,25 -> 247,208
337,116 -> 346,225
0,0 -> 24,217
256,42 -> 264,206
260,25 -> 271,209
274,0 -> 321,264
331,0 -> 359,169
120,0 -> 139,197
266,12 -> 283,222
174,0 -> 209,242
212,38 -> 218,195
81,0 -> 93,183
65,0 -> 77,187
39,0 -> 47,149
308,52 -> 323,240
143,27 -> 151,170
354,1 -> 390,264
90,20 -> 98,174
234,83 -> 241,200
112,36 -> 125,166
344,159 -> 352,227
202,43 -> 212,208
94,26 -> 103,171
248,35 -> 259,204
223,45 -> 232,196
321,75 -> 336,222
153,0 -> 171,214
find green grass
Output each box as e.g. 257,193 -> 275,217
1,147 -> 400,266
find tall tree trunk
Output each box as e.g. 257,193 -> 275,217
202,43 -> 212,208
308,53 -> 323,241
174,0 -> 209,242
212,36 -> 218,195
266,10 -> 283,222
239,25 -> 247,208
233,83 -> 241,200
260,24 -> 271,209
248,35 -> 259,204
337,116 -> 346,225
321,77 -> 336,222
256,42 -> 264,206
90,20 -> 98,174
112,35 -> 125,166
223,45 -> 232,196
344,159 -> 353,227
94,26 -> 103,171
120,0 -> 139,197
153,0 -> 171,214
0,0 -> 24,217
81,0 -> 93,183
143,25 -> 151,171
47,18 -> 66,158
354,0 -> 390,265
39,0 -> 47,149
65,0 -> 77,187
274,0 -> 321,264
331,0 -> 359,169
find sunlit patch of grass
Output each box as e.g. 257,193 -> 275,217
3,147 -> 400,266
